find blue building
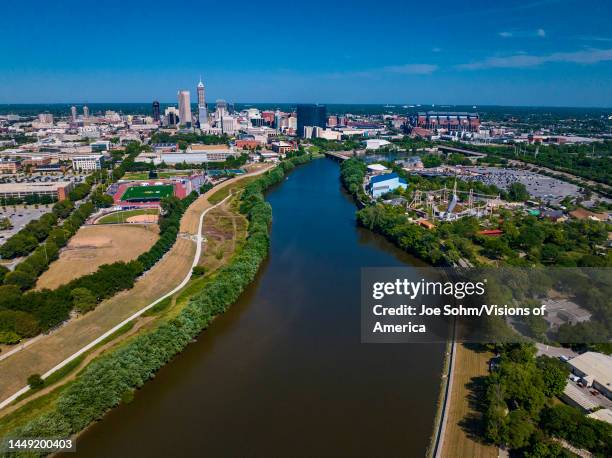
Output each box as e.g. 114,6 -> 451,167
368,173 -> 408,198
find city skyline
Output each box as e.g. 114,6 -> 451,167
1,0 -> 612,106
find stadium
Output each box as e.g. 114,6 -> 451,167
120,184 -> 174,202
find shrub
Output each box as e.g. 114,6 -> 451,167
27,374 -> 44,390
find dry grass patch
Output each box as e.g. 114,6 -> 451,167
36,224 -> 159,290
441,344 -> 498,458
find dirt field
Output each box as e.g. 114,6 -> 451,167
0,164 -> 274,404
441,344 -> 497,458
36,225 -> 159,290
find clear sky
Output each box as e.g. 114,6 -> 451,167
2,0 -> 612,106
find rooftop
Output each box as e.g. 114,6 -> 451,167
568,352 -> 612,389
370,173 -> 408,185
587,408 -> 612,425
0,182 -> 72,192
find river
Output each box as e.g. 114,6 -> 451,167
71,158 -> 445,457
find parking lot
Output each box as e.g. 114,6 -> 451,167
466,166 -> 583,204
0,204 -> 54,247
0,172 -> 86,185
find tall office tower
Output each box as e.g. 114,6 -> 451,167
152,101 -> 161,122
274,110 -> 282,131
83,105 -> 89,118
215,99 -> 228,119
196,78 -> 207,125
177,90 -> 192,126
70,105 -> 77,121
296,104 -> 327,138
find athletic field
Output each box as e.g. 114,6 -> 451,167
121,184 -> 174,202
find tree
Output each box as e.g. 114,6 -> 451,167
508,182 -> 530,201
27,374 -> 44,389
70,287 -> 97,313
536,356 -> 569,397
3,270 -> 36,290
192,266 -> 205,276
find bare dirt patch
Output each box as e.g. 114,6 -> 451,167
36,225 -> 159,290
126,214 -> 158,224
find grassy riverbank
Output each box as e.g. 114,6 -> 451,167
0,154 -> 315,457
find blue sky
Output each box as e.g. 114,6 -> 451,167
1,0 -> 612,106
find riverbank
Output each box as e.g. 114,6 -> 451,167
0,156 -> 315,455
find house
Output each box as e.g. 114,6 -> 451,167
569,208 -> 608,222
416,218 -> 435,230
541,209 -> 566,222
368,173 -> 407,198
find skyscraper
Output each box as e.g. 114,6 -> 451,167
83,105 -> 89,118
296,104 -> 327,138
70,106 -> 77,121
215,99 -> 228,119
197,77 -> 207,125
152,101 -> 160,122
177,90 -> 192,127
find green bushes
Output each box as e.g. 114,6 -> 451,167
0,155 -> 313,455
340,158 -> 367,200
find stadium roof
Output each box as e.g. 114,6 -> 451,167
370,173 -> 407,185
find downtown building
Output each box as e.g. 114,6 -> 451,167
297,104 -> 327,138
177,90 -> 192,127
415,111 -> 480,132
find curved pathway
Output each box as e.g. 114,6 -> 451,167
0,165 -> 272,410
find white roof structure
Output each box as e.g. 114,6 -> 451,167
562,383 -> 599,411
367,163 -> 388,172
568,352 -> 612,389
588,408 -> 612,425
364,139 -> 391,150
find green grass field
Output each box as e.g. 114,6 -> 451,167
97,209 -> 159,224
121,184 -> 174,202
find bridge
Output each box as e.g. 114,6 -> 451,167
323,151 -> 352,161
437,145 -> 487,159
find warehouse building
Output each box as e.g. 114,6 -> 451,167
0,182 -> 73,201
567,352 -> 612,399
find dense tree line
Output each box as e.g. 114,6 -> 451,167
0,154 -> 315,454
483,343 -> 611,457
339,158 -> 367,201
0,193 -> 56,206
0,190 -> 195,342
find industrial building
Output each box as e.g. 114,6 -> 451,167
567,352 -> 612,400
415,111 -> 480,132
0,181 -> 73,201
71,154 -> 105,172
368,173 -> 408,198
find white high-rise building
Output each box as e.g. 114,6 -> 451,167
197,77 -> 207,125
83,105 -> 89,118
177,90 -> 192,126
70,106 -> 77,121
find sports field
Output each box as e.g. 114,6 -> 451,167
121,184 -> 174,202
97,208 -> 159,224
